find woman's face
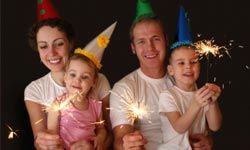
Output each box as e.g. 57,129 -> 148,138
36,26 -> 72,72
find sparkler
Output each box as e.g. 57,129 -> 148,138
194,39 -> 230,81
109,90 -> 151,125
6,124 -> 19,139
44,91 -> 82,112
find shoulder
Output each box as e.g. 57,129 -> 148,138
25,73 -> 50,91
113,69 -> 139,88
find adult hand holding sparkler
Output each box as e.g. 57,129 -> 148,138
122,130 -> 148,150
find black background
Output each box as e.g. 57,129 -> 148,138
1,0 -> 250,149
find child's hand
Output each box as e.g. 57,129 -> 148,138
194,86 -> 215,108
205,83 -> 221,104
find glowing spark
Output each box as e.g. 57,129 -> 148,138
245,65 -> 249,69
34,118 -> 43,125
91,120 -> 105,125
238,45 -> 244,48
222,84 -> 225,89
194,39 -> 231,59
109,90 -> 152,124
197,33 -> 202,37
44,91 -> 82,112
6,124 -> 19,139
213,77 -> 217,82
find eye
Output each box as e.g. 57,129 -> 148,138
38,44 -> 48,50
81,75 -> 90,80
178,61 -> 185,65
54,41 -> 65,48
69,72 -> 76,78
153,37 -> 161,41
135,40 -> 145,45
191,58 -> 199,64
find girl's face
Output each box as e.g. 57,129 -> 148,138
64,59 -> 96,96
36,26 -> 72,72
168,47 -> 200,91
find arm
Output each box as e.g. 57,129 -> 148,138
25,100 -> 62,150
206,84 -> 222,131
101,95 -> 113,150
165,86 -> 214,134
94,111 -> 107,150
113,125 -> 146,150
47,101 -> 60,134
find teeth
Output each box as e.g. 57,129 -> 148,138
49,58 -> 60,64
145,54 -> 157,58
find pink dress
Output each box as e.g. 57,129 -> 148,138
58,97 -> 102,149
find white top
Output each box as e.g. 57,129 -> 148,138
158,86 -> 209,150
110,68 -> 173,150
24,72 -> 110,106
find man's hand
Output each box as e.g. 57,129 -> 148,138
122,131 -> 147,150
34,131 -> 63,150
70,139 -> 94,150
190,134 -> 213,150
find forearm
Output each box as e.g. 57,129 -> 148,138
172,104 -> 201,133
47,111 -> 60,134
206,101 -> 222,131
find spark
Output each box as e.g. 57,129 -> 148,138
197,33 -> 202,37
91,120 -> 105,125
34,118 -> 43,125
44,91 -> 82,112
194,39 -> 231,59
238,45 -> 244,48
213,77 -> 217,82
109,90 -> 152,124
6,124 -> 19,139
246,65 -> 249,70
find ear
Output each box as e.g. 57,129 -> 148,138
131,43 -> 136,54
167,65 -> 174,76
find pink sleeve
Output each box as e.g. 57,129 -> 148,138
90,99 -> 103,120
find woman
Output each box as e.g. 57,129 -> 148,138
25,18 -> 111,150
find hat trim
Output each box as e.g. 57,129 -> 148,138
74,48 -> 102,70
170,40 -> 193,50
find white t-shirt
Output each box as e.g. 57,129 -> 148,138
24,72 -> 110,106
158,86 -> 209,150
110,68 -> 173,150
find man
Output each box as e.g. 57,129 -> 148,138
110,0 -> 213,149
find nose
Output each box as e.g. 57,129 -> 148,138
48,46 -> 57,56
147,40 -> 155,51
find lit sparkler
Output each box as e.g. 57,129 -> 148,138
109,90 -> 152,125
44,91 -> 82,112
194,39 -> 230,59
194,39 -> 230,82
6,124 -> 19,139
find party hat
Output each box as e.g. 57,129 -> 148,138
74,22 -> 117,70
37,0 -> 59,21
134,0 -> 156,23
170,6 -> 193,50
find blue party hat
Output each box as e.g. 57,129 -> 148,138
170,6 -> 193,50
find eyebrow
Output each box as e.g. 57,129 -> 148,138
37,38 -> 65,44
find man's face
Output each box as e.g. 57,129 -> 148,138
131,21 -> 167,71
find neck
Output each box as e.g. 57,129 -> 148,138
74,96 -> 89,110
140,65 -> 166,79
176,82 -> 196,92
51,71 -> 65,86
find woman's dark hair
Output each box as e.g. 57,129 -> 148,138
28,18 -> 75,51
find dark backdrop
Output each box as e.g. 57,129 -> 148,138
1,0 -> 250,149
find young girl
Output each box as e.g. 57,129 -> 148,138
158,45 -> 222,149
47,53 -> 106,150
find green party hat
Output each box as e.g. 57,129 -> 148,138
134,0 -> 156,23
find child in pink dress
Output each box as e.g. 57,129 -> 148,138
47,54 -> 106,150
